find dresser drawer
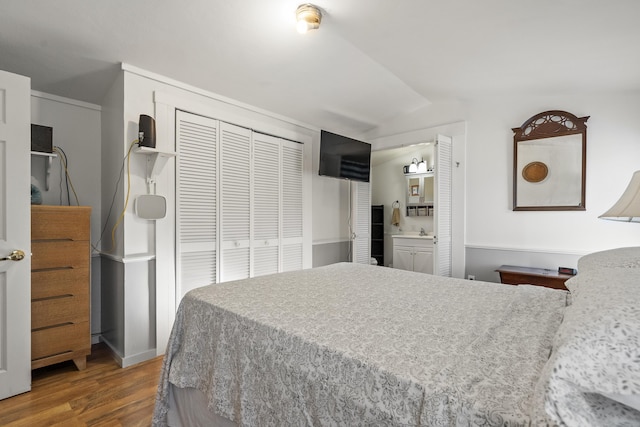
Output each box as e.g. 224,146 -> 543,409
32,294 -> 89,330
32,268 -> 89,300
31,241 -> 89,271
31,321 -> 90,361
31,205 -> 91,240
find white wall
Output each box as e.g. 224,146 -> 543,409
30,92 -> 102,238
100,73 -> 126,257
312,172 -> 351,245
370,91 -> 640,281
30,91 -> 103,342
465,92 -> 640,253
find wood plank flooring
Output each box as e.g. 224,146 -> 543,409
0,343 -> 164,426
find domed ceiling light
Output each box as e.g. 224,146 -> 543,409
296,4 -> 322,34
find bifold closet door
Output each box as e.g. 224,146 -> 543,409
252,134 -> 280,277
176,112 -> 305,289
175,111 -> 218,300
281,140 -> 304,271
434,134 -> 452,277
220,122 -> 252,282
249,135 -> 304,276
351,180 -> 371,264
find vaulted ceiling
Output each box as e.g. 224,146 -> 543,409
1,1 -> 639,136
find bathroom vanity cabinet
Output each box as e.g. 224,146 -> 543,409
392,235 -> 434,274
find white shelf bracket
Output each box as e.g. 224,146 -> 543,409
31,151 -> 58,191
133,146 -> 177,189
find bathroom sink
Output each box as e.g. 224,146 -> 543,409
392,233 -> 434,239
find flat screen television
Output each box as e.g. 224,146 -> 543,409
319,130 -> 371,182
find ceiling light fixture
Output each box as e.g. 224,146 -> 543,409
296,4 -> 322,34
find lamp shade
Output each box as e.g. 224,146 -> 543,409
599,170 -> 640,222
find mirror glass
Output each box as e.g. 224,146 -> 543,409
515,134 -> 582,207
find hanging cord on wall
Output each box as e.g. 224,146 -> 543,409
55,147 -> 69,205
347,180 -> 353,262
53,146 -> 80,206
54,147 -> 71,206
93,146 -> 127,253
93,139 -> 138,255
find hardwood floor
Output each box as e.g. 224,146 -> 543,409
0,343 -> 164,426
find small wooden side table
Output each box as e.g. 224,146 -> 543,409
495,265 -> 573,291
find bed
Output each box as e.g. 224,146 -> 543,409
152,248 -> 640,426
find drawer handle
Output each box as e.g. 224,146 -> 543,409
1,249 -> 25,262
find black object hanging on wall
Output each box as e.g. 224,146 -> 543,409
138,114 -> 156,148
31,124 -> 53,153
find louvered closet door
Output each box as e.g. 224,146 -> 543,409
434,134 -> 452,277
351,180 -> 371,264
220,122 -> 252,282
252,134 -> 281,277
176,111 -> 218,299
281,140 -> 304,272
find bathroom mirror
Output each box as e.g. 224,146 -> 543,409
407,176 -> 422,203
405,174 -> 434,216
513,110 -> 589,211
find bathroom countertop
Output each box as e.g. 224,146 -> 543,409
391,233 -> 434,240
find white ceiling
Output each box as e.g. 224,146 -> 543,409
1,1 -> 639,136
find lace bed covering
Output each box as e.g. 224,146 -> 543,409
153,263 -> 567,426
534,247 -> 640,426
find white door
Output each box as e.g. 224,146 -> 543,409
252,133 -> 280,277
252,134 -> 304,275
350,180 -> 371,264
433,134 -> 452,276
280,140 -> 304,272
220,122 -> 252,282
0,70 -> 31,400
175,111 -> 218,301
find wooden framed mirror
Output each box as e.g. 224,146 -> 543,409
512,110 -> 589,211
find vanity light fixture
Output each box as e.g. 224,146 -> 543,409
408,158 -> 419,173
296,4 -> 322,34
600,170 -> 640,222
417,159 -> 428,174
404,158 -> 429,174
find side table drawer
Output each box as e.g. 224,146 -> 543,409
496,265 -> 572,291
498,271 -> 568,290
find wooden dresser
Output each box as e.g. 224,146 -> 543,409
31,205 -> 91,370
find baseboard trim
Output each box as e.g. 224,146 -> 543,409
99,336 -> 157,368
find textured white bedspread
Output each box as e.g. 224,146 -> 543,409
153,263 -> 567,426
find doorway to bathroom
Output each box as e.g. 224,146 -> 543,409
370,135 -> 452,276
